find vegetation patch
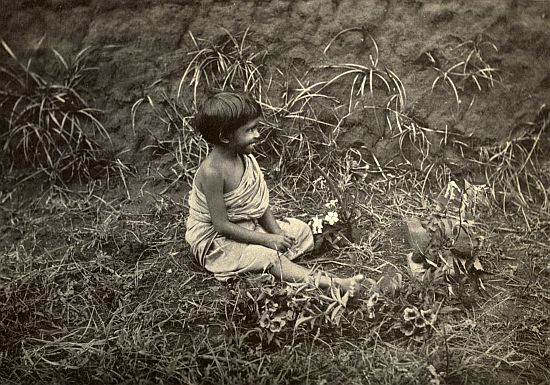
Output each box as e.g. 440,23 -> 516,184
0,39 -> 110,184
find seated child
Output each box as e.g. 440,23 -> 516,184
185,91 -> 364,295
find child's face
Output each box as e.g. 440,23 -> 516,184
227,118 -> 261,154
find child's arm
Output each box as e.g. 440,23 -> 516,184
258,206 -> 281,234
201,166 -> 294,251
258,207 -> 295,241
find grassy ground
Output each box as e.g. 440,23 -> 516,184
1,30 -> 549,385
0,161 -> 548,384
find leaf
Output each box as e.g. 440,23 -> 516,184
325,300 -> 338,314
406,252 -> 426,276
472,256 -> 484,272
341,290 -> 350,307
1,39 -> 18,61
425,257 -> 438,268
294,314 -> 314,331
333,282 -> 343,303
438,306 -> 462,315
477,277 -> 486,291
330,304 -> 343,323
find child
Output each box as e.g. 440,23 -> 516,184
185,91 -> 364,295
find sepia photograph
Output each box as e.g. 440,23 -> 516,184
0,0 -> 548,384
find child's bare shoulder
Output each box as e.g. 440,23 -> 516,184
195,156 -> 225,191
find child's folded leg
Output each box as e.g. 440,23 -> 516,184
204,238 -> 281,281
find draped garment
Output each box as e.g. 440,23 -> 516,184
185,154 -> 314,280
185,154 -> 270,266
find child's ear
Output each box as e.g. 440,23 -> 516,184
219,132 -> 231,144
219,129 -> 232,144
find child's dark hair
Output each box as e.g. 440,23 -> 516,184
195,91 -> 261,144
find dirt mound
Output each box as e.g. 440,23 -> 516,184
1,0 -> 549,163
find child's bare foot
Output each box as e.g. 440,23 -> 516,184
334,274 -> 365,297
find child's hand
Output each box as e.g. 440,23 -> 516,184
265,233 -> 295,252
274,228 -> 296,243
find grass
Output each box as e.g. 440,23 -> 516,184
1,28 -> 549,384
1,170 -> 547,384
131,89 -> 209,189
428,33 -> 500,109
0,39 -> 111,184
477,106 -> 549,214
178,27 -> 268,109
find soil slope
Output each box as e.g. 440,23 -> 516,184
1,0 -> 549,163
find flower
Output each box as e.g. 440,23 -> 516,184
324,211 -> 339,225
421,309 -> 437,325
310,215 -> 324,234
286,309 -> 296,321
367,292 -> 379,308
265,299 -> 279,313
324,199 -> 338,208
400,321 -> 415,336
414,316 -> 427,328
260,312 -> 270,328
366,292 -> 379,319
268,314 -> 287,333
403,307 -> 420,321
367,307 -> 375,319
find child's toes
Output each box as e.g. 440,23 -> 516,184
348,274 -> 365,297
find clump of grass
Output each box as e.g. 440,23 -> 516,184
475,105 -> 549,219
133,27 -> 268,190
131,86 -> 209,193
0,39 -> 110,183
428,33 -> 500,107
178,27 -> 268,108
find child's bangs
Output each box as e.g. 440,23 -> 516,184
225,93 -> 261,123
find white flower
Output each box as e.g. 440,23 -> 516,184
324,211 -> 339,225
367,292 -> 379,307
403,306 -> 420,321
324,199 -> 338,208
310,216 -> 324,234
400,321 -> 415,336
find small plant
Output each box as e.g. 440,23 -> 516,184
308,199 -> 346,250
178,27 -> 267,108
399,306 -> 438,337
131,90 -> 209,188
351,268 -> 450,342
428,34 -> 500,107
234,273 -> 354,346
308,148 -> 370,250
322,30 -> 407,137
0,39 -> 110,182
404,180 -> 490,299
477,105 -> 549,214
